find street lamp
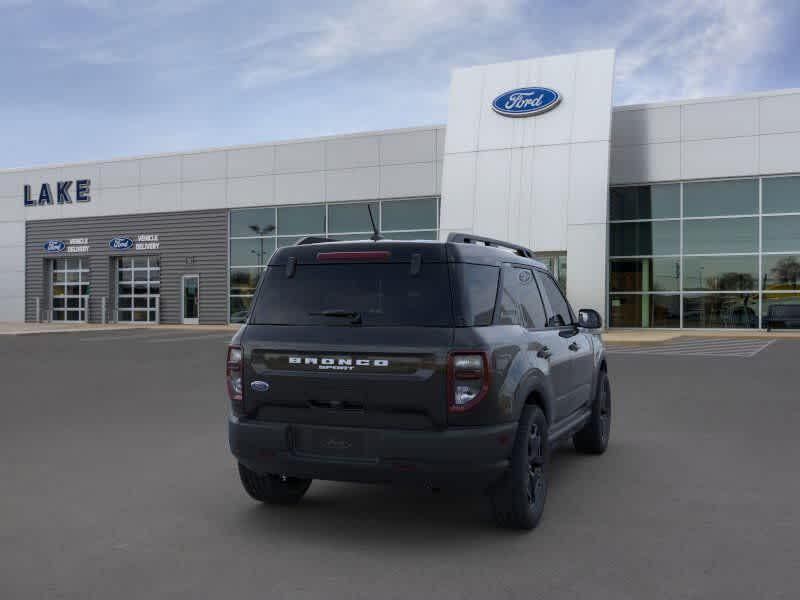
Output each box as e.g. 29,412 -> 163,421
249,224 -> 275,266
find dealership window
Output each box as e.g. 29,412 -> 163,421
609,176 -> 800,329
228,197 -> 439,323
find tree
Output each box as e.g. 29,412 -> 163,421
769,256 -> 800,288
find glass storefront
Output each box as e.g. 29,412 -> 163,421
228,197 -> 440,323
609,176 -> 800,328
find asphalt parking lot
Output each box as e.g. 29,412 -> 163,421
2,330 -> 799,599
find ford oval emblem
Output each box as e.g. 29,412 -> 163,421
109,237 -> 134,250
44,240 -> 65,253
492,87 -> 561,117
250,381 -> 269,392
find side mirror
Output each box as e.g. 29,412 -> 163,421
578,308 -> 602,330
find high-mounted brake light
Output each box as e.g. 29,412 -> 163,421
447,351 -> 490,413
226,345 -> 244,412
316,251 -> 391,262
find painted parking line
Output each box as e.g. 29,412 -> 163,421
607,338 -> 776,358
146,333 -> 234,343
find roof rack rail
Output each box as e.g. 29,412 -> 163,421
446,232 -> 535,259
296,236 -> 338,246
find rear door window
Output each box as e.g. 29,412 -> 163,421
250,263 -> 452,327
496,266 -> 547,328
537,271 -> 574,327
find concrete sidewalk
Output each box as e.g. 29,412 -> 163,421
603,328 -> 800,343
0,322 -> 240,336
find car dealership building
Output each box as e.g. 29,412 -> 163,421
2,48 -> 800,329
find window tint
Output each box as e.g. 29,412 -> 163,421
610,221 -> 680,256
683,217 -> 757,254
538,272 -> 573,327
495,267 -> 546,328
763,176 -> 800,214
683,179 -> 757,217
328,202 -> 378,234
453,263 -> 499,326
609,184 -> 680,220
251,263 -> 452,327
381,198 -> 438,231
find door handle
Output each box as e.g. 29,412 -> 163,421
537,346 -> 552,359
568,342 -> 579,352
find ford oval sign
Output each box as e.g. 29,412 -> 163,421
44,240 -> 65,253
109,237 -> 134,250
492,87 -> 561,117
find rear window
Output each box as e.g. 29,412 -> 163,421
250,263 -> 452,327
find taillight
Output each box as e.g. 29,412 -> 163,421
447,351 -> 490,412
227,345 -> 243,411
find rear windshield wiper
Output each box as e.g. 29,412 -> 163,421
308,309 -> 362,324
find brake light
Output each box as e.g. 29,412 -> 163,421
447,351 -> 490,412
227,345 -> 243,411
317,251 -> 391,262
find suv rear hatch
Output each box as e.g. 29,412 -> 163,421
240,243 -> 454,430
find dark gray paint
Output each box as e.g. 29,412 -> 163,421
25,209 -> 228,324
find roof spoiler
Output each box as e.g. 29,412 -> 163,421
295,236 -> 338,246
446,232 -> 535,259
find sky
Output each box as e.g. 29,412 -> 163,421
1,0 -> 798,169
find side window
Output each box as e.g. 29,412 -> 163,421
537,272 -> 574,327
453,264 -> 500,326
496,267 -> 547,328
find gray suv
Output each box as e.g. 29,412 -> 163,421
227,233 -> 610,530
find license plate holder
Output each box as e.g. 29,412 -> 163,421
292,427 -> 368,460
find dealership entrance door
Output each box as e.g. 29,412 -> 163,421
51,258 -> 90,322
116,257 -> 161,323
182,274 -> 199,324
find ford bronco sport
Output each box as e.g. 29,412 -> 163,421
228,233 -> 610,530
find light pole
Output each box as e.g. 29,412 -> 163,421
249,224 -> 275,266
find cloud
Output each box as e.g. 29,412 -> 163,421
235,0 -> 520,89
614,0 -> 778,104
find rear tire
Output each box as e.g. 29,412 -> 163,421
573,371 -> 611,454
238,463 -> 311,505
491,405 -> 548,530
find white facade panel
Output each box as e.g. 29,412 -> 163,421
140,155 -> 181,185
24,203 -> 64,221
227,175 -> 275,208
380,130 -> 436,165
683,136 -> 758,180
530,145 -> 569,251
275,171 -> 325,205
569,141 -> 610,225
510,147 -> 535,245
181,179 -> 226,210
100,186 -> 139,215
100,160 -> 140,189
473,149 -> 511,239
0,170 -> 23,198
325,136 -> 379,170
379,162 -> 436,199
527,54 -> 576,147
443,66 -> 484,154
227,145 -> 275,179
609,142 -> 681,184
0,199 -> 25,223
477,61 -> 520,151
611,106 -> 681,147
0,223 -> 24,251
683,99 -> 758,141
759,93 -> 800,135
566,223 -> 606,314
572,49 -> 615,143
275,141 -> 325,173
325,167 -> 379,202
438,153 -> 477,231
139,183 -> 179,213
759,132 -> 800,174
181,151 -> 227,182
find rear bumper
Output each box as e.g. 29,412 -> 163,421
229,416 -> 517,488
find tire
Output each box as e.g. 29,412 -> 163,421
573,370 -> 611,455
238,463 -> 311,505
491,405 -> 548,530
